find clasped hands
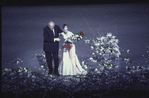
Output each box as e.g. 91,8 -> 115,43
54,32 -> 65,42
54,38 -> 60,42
54,32 -> 64,42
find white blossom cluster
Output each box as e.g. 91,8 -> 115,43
82,33 -> 121,72
67,32 -> 84,43
91,33 -> 121,60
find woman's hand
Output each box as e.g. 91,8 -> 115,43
59,32 -> 64,36
54,38 -> 60,42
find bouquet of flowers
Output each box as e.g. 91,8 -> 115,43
63,31 -> 85,51
67,31 -> 85,43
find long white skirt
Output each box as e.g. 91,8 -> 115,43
58,44 -> 87,75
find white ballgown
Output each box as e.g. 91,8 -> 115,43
58,31 -> 87,75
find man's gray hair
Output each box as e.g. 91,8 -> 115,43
48,21 -> 55,26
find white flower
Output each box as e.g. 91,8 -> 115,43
90,46 -> 94,49
124,58 -> 129,61
127,50 -> 130,54
43,59 -> 46,62
115,39 -> 119,43
104,64 -> 107,66
82,61 -> 85,65
100,47 -> 104,51
16,61 -> 20,65
94,42 -> 100,46
18,69 -> 23,72
84,39 -> 90,43
115,65 -> 118,68
95,68 -> 98,72
110,39 -> 115,43
107,33 -> 112,37
80,36 -> 82,39
43,54 -> 45,57
110,64 -> 113,67
116,55 -> 120,58
84,65 -> 88,69
103,38 -> 107,42
73,37 -> 77,40
78,38 -> 80,40
100,66 -> 104,71
112,36 -> 116,39
96,37 -> 100,40
109,40 -> 113,43
113,47 -> 120,54
113,44 -> 119,48
24,67 -> 28,72
100,36 -> 105,41
132,66 -> 135,69
92,52 -> 95,55
92,60 -> 97,62
41,65 -> 44,68
95,50 -> 99,53
76,35 -> 79,37
89,57 -> 93,60
32,75 -> 36,78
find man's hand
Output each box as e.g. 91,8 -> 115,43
54,38 -> 60,42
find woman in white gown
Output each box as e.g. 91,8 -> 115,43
58,24 -> 87,75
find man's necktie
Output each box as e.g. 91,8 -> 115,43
53,29 -> 55,36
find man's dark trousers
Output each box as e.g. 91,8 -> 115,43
45,52 -> 59,74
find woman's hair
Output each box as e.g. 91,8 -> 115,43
63,24 -> 67,29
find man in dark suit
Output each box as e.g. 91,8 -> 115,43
43,21 -> 63,76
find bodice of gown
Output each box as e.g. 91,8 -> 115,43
63,31 -> 74,44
